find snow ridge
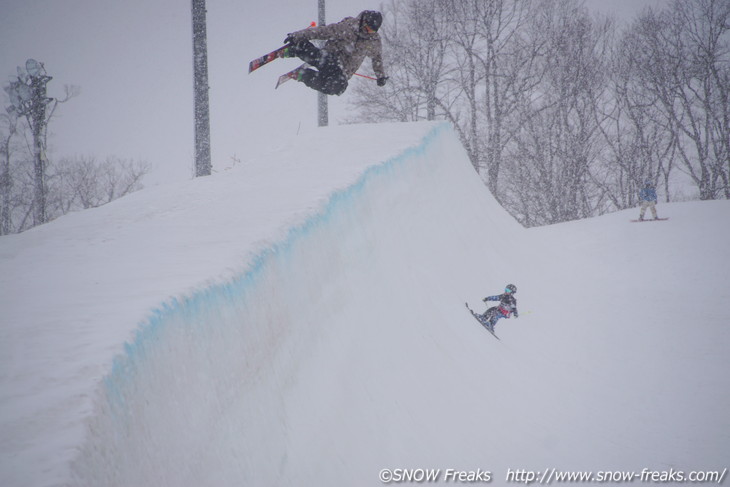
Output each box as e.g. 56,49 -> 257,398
71,122 -> 470,485
102,121 -> 448,412
6,120 -> 727,487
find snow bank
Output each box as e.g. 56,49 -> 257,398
2,121 -> 728,487
68,122 -> 522,485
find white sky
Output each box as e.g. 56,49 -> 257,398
0,0 -> 668,185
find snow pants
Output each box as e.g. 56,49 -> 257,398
290,40 -> 348,96
639,200 -> 658,220
482,307 -> 506,328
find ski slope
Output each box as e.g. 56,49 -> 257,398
1,122 -> 728,486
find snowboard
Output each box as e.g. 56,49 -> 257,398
630,218 -> 669,222
275,63 -> 307,89
465,302 -> 500,340
248,45 -> 290,73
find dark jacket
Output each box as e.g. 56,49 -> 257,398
484,293 -> 518,318
289,11 -> 386,80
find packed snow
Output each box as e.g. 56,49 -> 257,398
1,122 -> 728,486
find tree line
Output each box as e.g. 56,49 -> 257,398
349,0 -> 729,227
1,63 -> 148,235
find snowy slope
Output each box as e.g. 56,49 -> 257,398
1,122 -> 728,487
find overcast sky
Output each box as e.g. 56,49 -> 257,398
1,0 -> 669,185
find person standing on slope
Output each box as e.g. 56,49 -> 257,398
638,180 -> 660,221
481,284 -> 519,331
281,10 -> 388,95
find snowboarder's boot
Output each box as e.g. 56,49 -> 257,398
279,45 -> 296,58
275,64 -> 310,89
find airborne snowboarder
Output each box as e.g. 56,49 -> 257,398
250,10 -> 388,95
480,284 -> 519,332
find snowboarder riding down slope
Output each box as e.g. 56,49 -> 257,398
638,180 -> 660,221
481,284 -> 519,331
281,10 -> 388,96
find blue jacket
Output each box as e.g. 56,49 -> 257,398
639,185 -> 657,203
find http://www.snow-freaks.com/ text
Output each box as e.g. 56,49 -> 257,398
377,467 -> 728,484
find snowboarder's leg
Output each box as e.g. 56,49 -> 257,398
481,307 -> 497,327
299,69 -> 347,95
489,311 -> 508,332
649,202 -> 658,219
286,41 -> 348,95
293,56 -> 347,95
287,40 -> 325,66
639,201 -> 648,220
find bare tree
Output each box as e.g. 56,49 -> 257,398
350,0 -> 539,193
505,0 -> 615,226
348,0 -> 728,227
2,71 -> 148,233
596,23 -> 679,210
0,111 -> 20,235
625,0 -> 730,200
348,0 -> 454,123
51,155 -> 149,215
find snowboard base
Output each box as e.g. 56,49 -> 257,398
630,218 -> 668,222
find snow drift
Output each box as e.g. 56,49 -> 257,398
69,122 -> 524,485
1,122 -> 728,487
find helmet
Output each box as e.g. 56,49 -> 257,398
360,10 -> 383,32
505,284 -> 517,294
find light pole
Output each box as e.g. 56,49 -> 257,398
318,0 -> 328,127
192,0 -> 212,177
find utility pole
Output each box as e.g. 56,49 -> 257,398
317,0 -> 328,127
5,59 -> 52,225
192,0 -> 212,176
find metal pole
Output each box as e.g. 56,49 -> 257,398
317,0 -> 328,127
30,75 -> 47,224
192,0 -> 212,176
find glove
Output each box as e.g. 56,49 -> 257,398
284,34 -> 297,45
377,76 -> 388,87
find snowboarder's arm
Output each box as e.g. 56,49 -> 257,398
483,295 -> 500,302
371,46 -> 386,80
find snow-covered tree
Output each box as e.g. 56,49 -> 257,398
349,0 -> 729,226
621,0 -> 730,200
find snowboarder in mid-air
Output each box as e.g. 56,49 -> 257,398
480,284 -> 519,332
249,10 -> 388,95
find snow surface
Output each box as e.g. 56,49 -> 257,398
1,122 -> 728,486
